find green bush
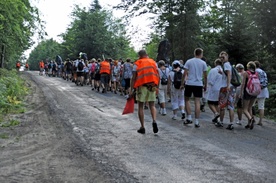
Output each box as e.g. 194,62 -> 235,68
262,84 -> 276,120
0,69 -> 28,119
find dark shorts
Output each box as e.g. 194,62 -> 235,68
100,74 -> 110,84
208,101 -> 219,105
77,72 -> 84,77
90,72 -> 95,79
243,90 -> 257,100
95,73 -> 101,81
124,78 -> 131,90
184,85 -> 203,98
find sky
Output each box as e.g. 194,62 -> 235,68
26,0 -> 154,57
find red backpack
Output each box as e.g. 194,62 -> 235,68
90,63 -> 96,73
246,71 -> 261,96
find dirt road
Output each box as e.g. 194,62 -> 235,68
0,71 -> 276,183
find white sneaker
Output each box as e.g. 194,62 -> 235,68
162,108 -> 167,115
172,115 -> 177,120
236,121 -> 242,125
124,94 -> 129,98
159,107 -> 162,114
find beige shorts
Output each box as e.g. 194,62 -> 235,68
136,86 -> 156,102
257,98 -> 266,110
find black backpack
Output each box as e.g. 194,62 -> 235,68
67,62 -> 72,70
223,63 -> 241,87
78,61 -> 84,71
173,70 -> 182,89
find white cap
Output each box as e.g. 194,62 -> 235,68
172,60 -> 180,66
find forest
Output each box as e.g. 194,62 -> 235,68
0,0 -> 276,118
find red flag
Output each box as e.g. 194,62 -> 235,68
122,97 -> 135,115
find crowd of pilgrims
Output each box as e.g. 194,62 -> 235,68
37,53 -> 269,130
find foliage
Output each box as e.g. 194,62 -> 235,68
0,0 -> 44,69
144,34 -> 161,60
28,39 -> 62,70
0,119 -> 20,128
60,1 -> 134,60
0,69 -> 28,119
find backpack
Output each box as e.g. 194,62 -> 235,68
246,71 -> 261,96
113,65 -> 120,76
257,69 -> 268,89
67,62 -> 72,70
95,63 -> 100,74
78,61 -> 84,71
173,70 -> 182,89
90,63 -> 96,73
223,63 -> 241,87
160,69 -> 168,85
123,63 -> 132,79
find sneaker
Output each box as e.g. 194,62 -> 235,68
159,107 -> 162,114
162,109 -> 167,116
226,124 -> 234,130
152,122 -> 158,133
195,123 -> 200,128
184,119 -> 193,125
125,94 -> 129,98
215,122 -> 223,127
114,91 -> 117,94
137,127 -> 145,134
102,89 -> 105,93
212,114 -> 220,123
144,106 -> 149,110
91,88 -> 95,90
181,113 -> 186,119
172,115 -> 177,120
236,121 -> 242,125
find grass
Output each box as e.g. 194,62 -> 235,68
0,133 -> 9,139
0,69 -> 29,124
0,119 -> 20,128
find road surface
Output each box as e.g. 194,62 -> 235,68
0,71 -> 275,183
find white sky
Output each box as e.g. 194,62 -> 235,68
26,0 -> 154,57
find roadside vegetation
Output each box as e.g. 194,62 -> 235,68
0,69 -> 28,128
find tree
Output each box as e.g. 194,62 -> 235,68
28,39 -> 62,70
61,3 -> 132,60
0,0 -> 43,69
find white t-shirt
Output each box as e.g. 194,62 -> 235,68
221,61 -> 232,87
184,58 -> 207,86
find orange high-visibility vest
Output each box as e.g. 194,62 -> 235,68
134,58 -> 159,88
39,61 -> 44,68
100,61 -> 111,74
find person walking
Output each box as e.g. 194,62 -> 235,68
254,61 -> 269,126
122,58 -> 133,98
235,63 -> 246,125
157,60 -> 170,115
75,59 -> 85,86
168,60 -> 186,120
181,48 -> 207,128
217,51 -> 236,130
206,59 -> 223,124
99,58 -> 111,93
130,50 -> 159,134
239,61 -> 261,130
